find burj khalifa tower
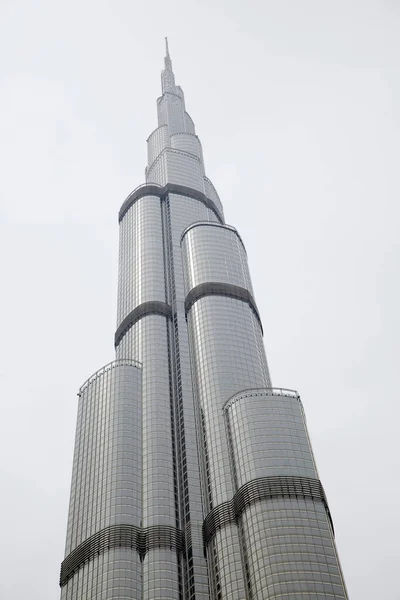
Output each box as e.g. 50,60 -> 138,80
59,41 -> 348,600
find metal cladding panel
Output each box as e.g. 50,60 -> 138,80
181,221 -> 268,505
116,317 -> 176,527
157,92 -> 186,133
167,193 -> 219,594
64,360 -> 142,556
184,111 -> 196,134
224,388 -> 318,488
171,132 -> 203,163
147,124 -> 169,168
61,549 -> 142,600
204,176 -> 224,219
147,148 -> 205,191
60,40 -> 348,600
185,297 -> 270,599
240,498 -> 347,600
181,221 -> 272,597
61,360 -> 142,598
181,222 -> 253,295
174,85 -> 185,100
186,298 -> 270,507
169,193 -> 219,234
206,525 -> 246,599
116,317 -> 181,600
168,194 -> 219,311
117,195 -> 166,325
222,389 -> 347,599
142,549 -> 180,600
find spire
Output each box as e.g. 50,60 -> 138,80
164,36 -> 173,71
162,37 -> 175,93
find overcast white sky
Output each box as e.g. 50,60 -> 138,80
0,1 -> 399,598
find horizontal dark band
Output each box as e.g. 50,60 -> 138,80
60,523 -> 184,587
203,476 -> 333,547
119,183 -> 224,223
185,282 -> 263,333
115,301 -> 172,347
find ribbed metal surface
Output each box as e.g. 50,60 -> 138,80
114,300 -> 173,347
223,387 -> 300,412
185,282 -> 263,332
119,182 -> 224,223
60,524 -> 184,587
78,358 -> 141,395
60,41 -> 348,599
180,221 -> 246,252
203,475 -> 332,546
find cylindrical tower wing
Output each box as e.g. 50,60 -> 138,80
182,222 -> 253,295
221,387 -> 347,599
60,360 -> 142,599
224,387 -> 318,486
116,194 -> 166,327
182,222 -> 271,599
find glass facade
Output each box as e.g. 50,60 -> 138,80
60,41 -> 348,599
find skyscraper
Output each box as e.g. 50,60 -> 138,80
60,41 -> 348,600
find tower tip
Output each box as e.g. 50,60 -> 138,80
162,37 -> 174,90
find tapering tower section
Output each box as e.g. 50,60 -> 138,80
60,42 -> 348,599
144,38 -> 223,209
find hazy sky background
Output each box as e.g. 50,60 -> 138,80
0,1 -> 399,598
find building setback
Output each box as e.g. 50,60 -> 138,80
60,41 -> 348,600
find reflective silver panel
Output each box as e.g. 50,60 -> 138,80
61,360 -> 142,599
60,41 -> 348,600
